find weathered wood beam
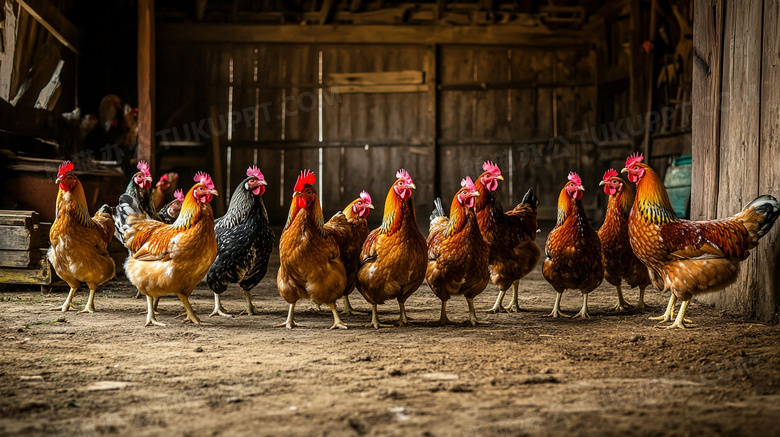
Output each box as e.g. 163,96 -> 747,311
17,0 -> 80,54
157,23 -> 596,46
319,0 -> 335,25
427,44 -> 439,199
137,0 -> 155,172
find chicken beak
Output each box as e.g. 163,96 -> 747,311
577,185 -> 585,191
55,178 -> 63,184
496,175 -> 504,181
471,190 -> 480,197
367,204 -> 374,209
209,189 -> 219,196
259,180 -> 268,186
621,168 -> 629,174
145,177 -> 153,182
599,180 -> 607,186
409,183 -> 417,190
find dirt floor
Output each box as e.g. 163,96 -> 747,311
2,252 -> 780,437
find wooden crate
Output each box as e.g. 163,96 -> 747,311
0,210 -> 57,285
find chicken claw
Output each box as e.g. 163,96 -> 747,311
506,281 -> 527,313
486,288 -> 509,313
366,304 -> 394,329
275,303 -> 300,329
144,296 -> 167,327
608,284 -> 633,312
438,301 -> 456,326
327,303 -> 348,330
209,293 -> 233,318
650,294 -> 676,322
340,296 -> 367,316
239,290 -> 261,316
546,291 -> 569,318
51,287 -> 78,312
571,294 -> 591,319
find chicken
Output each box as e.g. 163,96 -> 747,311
115,172 -> 218,326
152,172 -> 180,211
543,172 -> 604,318
158,189 -> 184,224
598,168 -> 652,313
48,161 -> 115,313
622,153 -> 780,328
207,166 -> 275,317
473,161 -> 541,313
356,169 -> 427,329
276,170 -> 348,330
426,177 -> 489,326
324,191 -> 374,316
115,161 -> 159,242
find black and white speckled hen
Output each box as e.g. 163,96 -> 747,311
207,165 -> 275,317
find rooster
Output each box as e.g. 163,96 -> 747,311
543,172 -> 604,318
357,169 -> 427,329
473,161 -> 541,313
277,170 -> 348,330
151,172 -> 179,211
158,189 -> 184,224
623,153 -> 779,328
324,191 -> 374,316
426,177 -> 489,326
115,172 -> 218,326
115,161 -> 159,241
48,161 -> 115,313
207,166 -> 275,317
598,168 -> 652,312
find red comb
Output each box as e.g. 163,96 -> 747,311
602,168 -> 618,181
194,172 -> 215,190
137,160 -> 151,178
57,161 -> 74,179
567,172 -> 582,187
174,189 -> 184,202
360,190 -> 372,205
159,174 -> 169,182
247,165 -> 264,180
625,152 -> 644,168
396,168 -> 413,185
482,161 -> 502,177
461,176 -> 476,191
294,169 -> 316,193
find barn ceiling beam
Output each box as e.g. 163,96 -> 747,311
17,0 -> 79,54
157,23 -> 596,45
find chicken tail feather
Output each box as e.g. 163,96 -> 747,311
737,194 -> 780,245
430,197 -> 445,223
114,194 -> 140,245
520,187 -> 538,213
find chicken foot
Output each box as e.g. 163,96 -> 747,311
239,289 -> 261,316
365,303 -> 394,329
395,301 -> 410,327
274,303 -> 299,329
650,294 -> 692,324
546,291 -> 569,318
340,295 -> 367,316
438,301 -> 456,326
507,280 -> 528,312
77,288 -> 98,313
663,299 -> 692,329
609,284 -> 633,312
465,298 -> 481,327
328,303 -> 348,330
144,295 -> 166,327
571,293 -> 591,319
486,288 -> 509,314
177,293 -> 201,324
209,293 -> 233,318
51,286 -> 78,312
633,286 -> 651,314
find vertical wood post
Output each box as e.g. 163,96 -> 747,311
138,0 -> 156,173
427,44 -> 440,199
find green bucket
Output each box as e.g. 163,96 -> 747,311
664,154 -> 692,218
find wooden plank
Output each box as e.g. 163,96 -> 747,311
137,0 -> 156,172
17,0 -> 80,53
0,250 -> 40,268
325,70 -> 424,86
698,1 -> 763,313
158,24 -> 597,46
0,216 -> 32,227
690,0 -> 724,222
0,259 -> 54,285
0,226 -> 37,251
427,44 -> 440,199
335,84 -> 427,94
756,0 -> 780,321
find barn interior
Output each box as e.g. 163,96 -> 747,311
1,0 -> 780,436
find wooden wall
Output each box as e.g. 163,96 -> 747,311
691,0 -> 780,321
156,39 -> 597,223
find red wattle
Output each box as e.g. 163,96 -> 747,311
297,197 -> 308,209
604,185 -> 617,196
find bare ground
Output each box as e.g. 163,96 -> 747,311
1,261 -> 779,437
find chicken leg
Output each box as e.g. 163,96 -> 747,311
650,294 -> 676,323
78,287 -> 98,313
210,293 -> 232,317
609,284 -> 633,312
633,286 -> 651,314
664,299 -> 691,329
365,303 -> 394,329
466,298 -> 480,327
145,295 -> 166,326
572,293 -> 591,319
340,295 -> 366,316
396,301 -> 409,327
177,293 -> 201,324
328,303 -> 348,330
51,286 -> 78,312
439,301 -> 456,326
240,289 -> 261,316
546,291 -> 569,318
487,288 -> 509,313
507,280 -> 527,312
274,303 -> 299,329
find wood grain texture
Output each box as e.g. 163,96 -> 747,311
137,0 -> 156,172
